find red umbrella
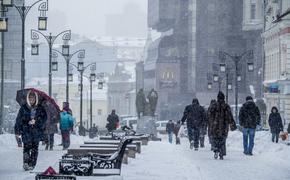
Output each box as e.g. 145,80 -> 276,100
16,88 -> 60,123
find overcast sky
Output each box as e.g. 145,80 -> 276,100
26,0 -> 148,38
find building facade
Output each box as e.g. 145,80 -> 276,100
0,0 -> 23,109
263,0 -> 290,126
143,0 -> 263,120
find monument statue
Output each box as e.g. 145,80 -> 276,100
147,88 -> 158,117
136,89 -> 146,118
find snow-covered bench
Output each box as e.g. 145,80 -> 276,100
59,138 -> 133,176
100,135 -> 149,145
83,141 -> 142,153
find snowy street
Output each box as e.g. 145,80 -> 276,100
0,131 -> 289,180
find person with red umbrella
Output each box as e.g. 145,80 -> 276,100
14,90 -> 47,171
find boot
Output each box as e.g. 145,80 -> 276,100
49,145 -> 53,151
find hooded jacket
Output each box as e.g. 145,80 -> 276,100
208,92 -> 236,138
181,98 -> 206,128
239,100 -> 261,129
268,107 -> 283,134
14,90 -> 47,143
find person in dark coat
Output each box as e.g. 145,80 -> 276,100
136,89 -> 146,118
174,121 -> 181,144
207,99 -> 216,150
268,107 -> 284,143
44,108 -> 59,150
166,120 -> 175,143
239,96 -> 261,156
181,98 -> 206,150
199,106 -> 208,148
14,90 -> 47,171
208,92 -> 236,160
106,110 -> 119,133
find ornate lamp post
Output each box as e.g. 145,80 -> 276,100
70,62 -> 96,135
219,50 -> 254,123
51,49 -> 85,102
5,0 -> 48,89
31,29 -> 71,96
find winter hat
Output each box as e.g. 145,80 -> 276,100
192,98 -> 199,105
63,102 -> 70,112
246,96 -> 253,101
217,91 -> 225,101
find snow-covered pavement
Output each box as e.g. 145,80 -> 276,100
0,131 -> 289,180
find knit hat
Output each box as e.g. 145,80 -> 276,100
246,96 -> 253,101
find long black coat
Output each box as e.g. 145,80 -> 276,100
181,101 -> 206,129
268,107 -> 283,134
239,101 -> 261,129
14,105 -> 47,144
106,114 -> 119,131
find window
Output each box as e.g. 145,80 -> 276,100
97,109 -> 102,115
250,4 -> 256,20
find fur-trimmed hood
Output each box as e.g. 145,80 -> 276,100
26,90 -> 39,108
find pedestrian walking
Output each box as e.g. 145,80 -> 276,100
89,123 -> 98,139
199,106 -> 208,148
207,99 -> 216,151
208,92 -> 236,160
60,104 -> 74,150
14,90 -> 47,171
44,111 -> 59,150
268,106 -> 284,143
239,96 -> 261,156
106,109 -> 119,133
181,98 -> 206,150
166,120 -> 175,143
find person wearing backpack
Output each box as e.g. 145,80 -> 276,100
239,96 -> 261,156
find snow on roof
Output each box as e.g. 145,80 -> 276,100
90,36 -> 146,48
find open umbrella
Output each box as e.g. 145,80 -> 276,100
16,88 -> 60,124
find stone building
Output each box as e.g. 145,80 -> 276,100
263,0 -> 290,126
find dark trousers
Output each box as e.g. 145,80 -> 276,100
272,133 -> 279,143
187,127 -> 200,148
213,137 -> 226,156
61,130 -> 70,149
44,134 -> 54,148
23,142 -> 39,167
199,135 -> 205,147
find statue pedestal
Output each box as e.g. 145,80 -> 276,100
136,116 -> 157,137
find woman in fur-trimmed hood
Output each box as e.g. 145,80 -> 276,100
14,90 -> 47,171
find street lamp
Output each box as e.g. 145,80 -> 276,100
219,50 -> 254,123
237,74 -> 242,82
248,62 -> 254,72
208,82 -> 212,90
70,62 -> 96,136
31,29 -> 71,97
220,63 -> 226,72
51,60 -> 58,71
52,49 -> 85,103
0,17 -> 8,32
98,81 -> 104,89
62,45 -> 70,57
2,0 -> 13,7
31,44 -> 39,55
5,0 -> 48,89
38,16 -> 47,31
213,74 -> 219,82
